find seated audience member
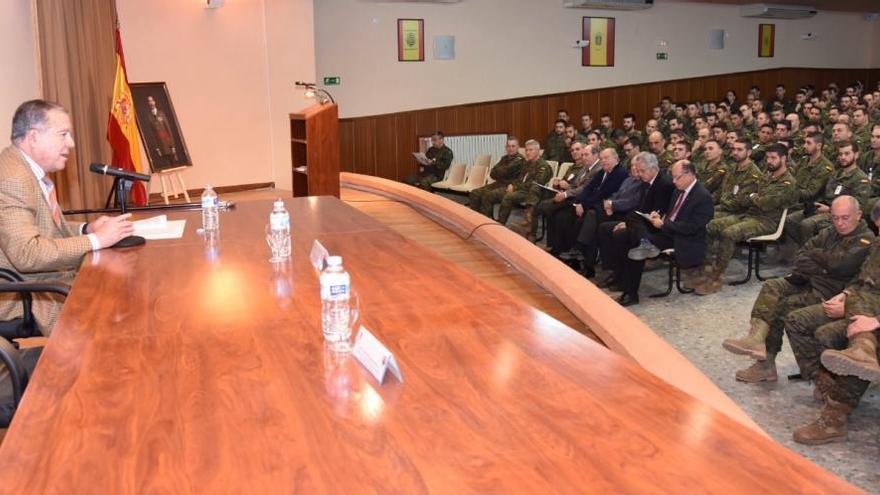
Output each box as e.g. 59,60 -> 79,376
783,202 -> 880,444
560,124 -> 581,163
693,139 -> 728,202
567,149 -> 628,265
647,131 -> 674,172
786,141 -> 870,245
576,150 -> 642,278
644,119 -> 659,136
790,133 -> 833,213
0,100 -> 134,334
469,137 -> 524,217
616,160 -> 713,306
404,131 -> 454,190
543,144 -> 602,254
622,113 -> 643,143
578,113 -> 593,137
480,139 -> 552,230
543,120 -> 568,162
697,144 -> 798,295
619,137 -> 641,171
596,152 -> 674,291
722,196 -> 873,383
713,139 -> 763,218
528,141 -> 590,242
598,114 -> 614,137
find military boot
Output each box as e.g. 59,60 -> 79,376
722,318 -> 769,360
792,398 -> 852,445
735,354 -> 777,382
820,332 -> 880,382
512,208 -> 534,240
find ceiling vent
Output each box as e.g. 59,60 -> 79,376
740,4 -> 817,19
563,0 -> 654,10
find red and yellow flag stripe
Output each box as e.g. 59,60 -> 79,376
107,28 -> 148,205
759,24 -> 775,58
582,17 -> 615,67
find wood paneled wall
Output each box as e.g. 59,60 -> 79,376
339,67 -> 880,182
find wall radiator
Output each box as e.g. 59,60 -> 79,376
419,133 -> 508,172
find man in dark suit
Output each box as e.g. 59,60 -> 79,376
614,160 -> 714,306
570,148 -> 628,274
596,152 -> 675,289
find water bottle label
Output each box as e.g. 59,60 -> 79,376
321,282 -> 349,300
202,196 -> 218,208
270,214 -> 290,231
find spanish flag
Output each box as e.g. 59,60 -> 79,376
759,24 -> 775,58
582,17 -> 615,67
107,28 -> 148,206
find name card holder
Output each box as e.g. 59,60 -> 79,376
352,326 -> 403,384
310,239 -> 330,274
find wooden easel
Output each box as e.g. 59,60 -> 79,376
157,167 -> 190,204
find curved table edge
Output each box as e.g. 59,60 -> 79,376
340,172 -> 764,435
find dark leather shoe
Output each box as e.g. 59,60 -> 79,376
616,293 -> 639,307
581,265 -> 596,279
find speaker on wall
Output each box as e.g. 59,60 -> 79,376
709,29 -> 725,50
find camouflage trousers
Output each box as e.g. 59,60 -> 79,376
479,186 -> 542,225
750,279 -> 824,354
705,214 -> 776,274
785,308 -> 880,408
469,182 -> 506,217
402,172 -> 440,191
785,211 -> 832,246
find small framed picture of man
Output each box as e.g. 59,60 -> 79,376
130,82 -> 192,172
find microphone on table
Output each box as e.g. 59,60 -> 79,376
89,163 -> 151,182
88,163 -> 149,248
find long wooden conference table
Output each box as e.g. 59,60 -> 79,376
0,197 -> 855,493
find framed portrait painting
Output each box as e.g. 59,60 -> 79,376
130,82 -> 193,172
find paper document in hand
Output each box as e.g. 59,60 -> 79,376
412,152 -> 430,166
635,211 -> 653,220
132,215 -> 186,240
533,181 -> 559,193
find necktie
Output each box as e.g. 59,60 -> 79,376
668,190 -> 687,222
42,176 -> 62,225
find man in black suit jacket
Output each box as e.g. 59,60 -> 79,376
614,160 -> 715,306
596,152 -> 675,289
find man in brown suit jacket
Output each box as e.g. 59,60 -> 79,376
0,100 -> 133,334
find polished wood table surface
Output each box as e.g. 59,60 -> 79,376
0,198 -> 856,493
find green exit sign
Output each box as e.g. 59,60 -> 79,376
656,52 -> 668,61
323,76 -> 341,85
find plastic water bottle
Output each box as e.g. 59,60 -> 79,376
320,256 -> 351,345
268,199 -> 291,258
201,185 -> 219,233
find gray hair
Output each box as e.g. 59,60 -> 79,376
11,99 -> 66,143
524,139 -> 540,149
634,151 -> 659,172
600,148 -> 619,160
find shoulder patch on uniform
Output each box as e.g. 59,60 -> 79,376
826,166 -> 833,172
719,169 -> 726,174
783,180 -> 791,185
862,179 -> 870,183
861,238 -> 872,245
752,174 -> 760,179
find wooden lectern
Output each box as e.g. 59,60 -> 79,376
289,103 -> 340,197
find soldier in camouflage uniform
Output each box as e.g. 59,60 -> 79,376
697,143 -> 799,295
693,139 -> 729,202
785,141 -> 871,245
852,108 -> 871,147
469,138 -> 524,217
622,113 -> 644,145
722,195 -> 873,383
791,132 -> 833,211
543,120 -> 567,163
647,131 -> 674,173
481,139 -> 553,228
784,203 -> 880,445
713,139 -> 763,219
403,131 -> 454,191
858,124 -> 880,218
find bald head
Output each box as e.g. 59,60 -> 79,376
830,195 -> 862,236
648,131 -> 665,154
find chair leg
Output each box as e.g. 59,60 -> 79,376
649,258 -> 674,298
729,244 -> 753,286
754,244 -> 770,281
535,213 -> 546,242
675,263 -> 695,294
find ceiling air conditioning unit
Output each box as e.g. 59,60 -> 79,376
563,0 -> 653,10
740,4 -> 817,19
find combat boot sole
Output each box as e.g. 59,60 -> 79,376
821,350 -> 880,382
735,365 -> 778,383
793,427 -> 847,446
722,339 -> 768,360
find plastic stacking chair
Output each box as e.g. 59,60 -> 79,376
557,162 -> 573,180
473,154 -> 491,169
546,161 -> 559,179
730,208 -> 788,286
649,249 -> 695,298
449,165 -> 489,193
431,163 -> 467,190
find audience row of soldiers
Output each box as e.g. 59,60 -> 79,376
405,81 -> 880,446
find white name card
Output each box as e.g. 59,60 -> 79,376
310,240 -> 329,274
352,326 -> 403,384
